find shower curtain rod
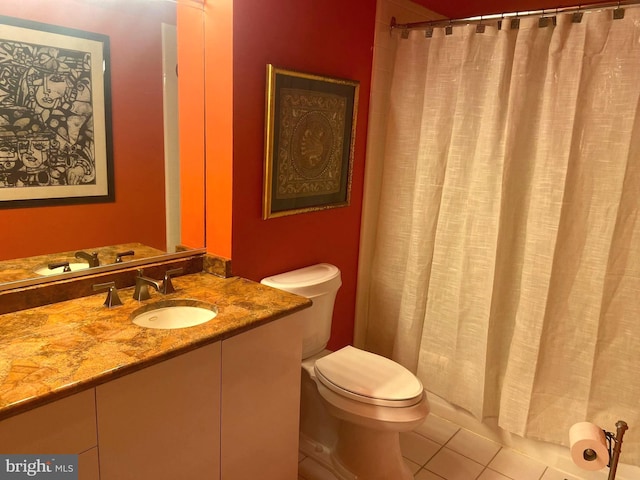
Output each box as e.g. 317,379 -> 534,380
391,0 -> 640,30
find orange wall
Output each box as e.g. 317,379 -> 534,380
0,0 -> 172,260
178,0 -> 206,250
228,0 -> 376,349
204,0 -> 234,260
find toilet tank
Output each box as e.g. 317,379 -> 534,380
261,263 -> 342,359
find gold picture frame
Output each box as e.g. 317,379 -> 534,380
263,65 -> 359,219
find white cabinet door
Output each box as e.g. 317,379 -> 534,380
97,342 -> 221,480
0,389 -> 98,480
221,313 -> 303,480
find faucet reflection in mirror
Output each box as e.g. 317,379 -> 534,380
75,251 -> 100,268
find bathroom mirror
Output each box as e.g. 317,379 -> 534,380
0,0 -> 206,289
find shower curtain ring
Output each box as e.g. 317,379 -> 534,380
614,0 -> 625,19
425,24 -> 434,38
445,20 -> 453,35
539,9 -> 550,27
476,16 -> 486,33
573,6 -> 584,22
511,12 -> 521,30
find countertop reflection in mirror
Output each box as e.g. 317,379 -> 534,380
0,247 -> 207,293
0,243 -> 164,284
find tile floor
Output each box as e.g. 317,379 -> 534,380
298,413 -> 586,480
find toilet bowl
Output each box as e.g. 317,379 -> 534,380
261,264 -> 429,480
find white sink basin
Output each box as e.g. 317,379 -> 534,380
132,300 -> 217,330
34,262 -> 90,276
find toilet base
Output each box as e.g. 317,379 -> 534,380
299,423 -> 413,480
332,421 -> 413,480
299,433 -> 354,480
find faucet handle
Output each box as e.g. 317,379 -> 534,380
162,267 -> 183,294
115,250 -> 135,263
93,281 -> 123,308
49,261 -> 71,272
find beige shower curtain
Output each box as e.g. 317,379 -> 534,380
362,9 -> 640,464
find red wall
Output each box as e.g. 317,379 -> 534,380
229,0 -> 376,349
0,0 -> 172,260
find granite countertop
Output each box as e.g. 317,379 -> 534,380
0,272 -> 311,420
0,242 -> 166,284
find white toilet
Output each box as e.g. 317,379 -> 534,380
261,263 -> 429,480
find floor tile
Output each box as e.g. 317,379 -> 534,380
298,457 -> 338,480
488,448 -> 546,480
425,447 -> 485,480
414,469 -> 447,480
446,429 -> 501,465
299,415 -> 640,480
404,457 -> 422,475
400,431 -> 441,465
478,468 -> 513,480
540,467 -> 583,480
415,414 -> 460,445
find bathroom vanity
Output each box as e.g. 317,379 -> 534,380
0,272 -> 310,480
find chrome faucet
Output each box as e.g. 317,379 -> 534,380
133,270 -> 162,301
75,250 -> 100,267
133,268 -> 183,300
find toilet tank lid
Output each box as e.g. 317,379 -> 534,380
314,346 -> 424,406
261,263 -> 341,293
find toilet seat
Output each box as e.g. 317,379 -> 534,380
314,346 -> 424,408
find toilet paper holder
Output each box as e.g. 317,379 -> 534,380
594,420 -> 629,480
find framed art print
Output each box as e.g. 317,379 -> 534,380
0,15 -> 113,208
263,64 -> 359,219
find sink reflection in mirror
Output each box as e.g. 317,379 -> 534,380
34,263 -> 91,276
131,299 -> 217,330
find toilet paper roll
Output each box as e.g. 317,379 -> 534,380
569,422 -> 609,471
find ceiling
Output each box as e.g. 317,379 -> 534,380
411,0 -> 605,18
